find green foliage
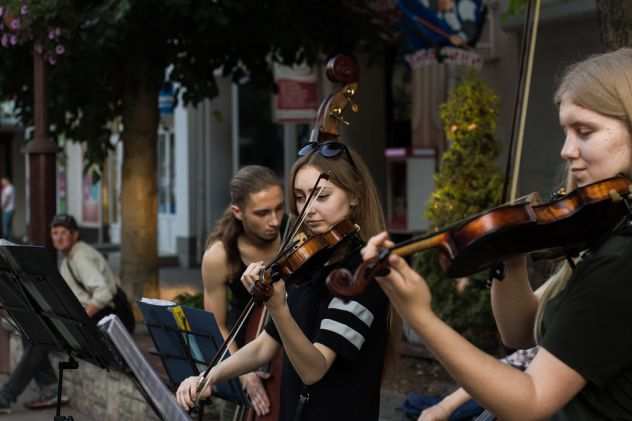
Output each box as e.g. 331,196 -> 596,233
0,0 -> 386,169
505,0 -> 528,16
415,72 -> 504,352
172,292 -> 204,309
427,73 -> 503,226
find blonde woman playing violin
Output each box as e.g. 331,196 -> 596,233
364,48 -> 632,421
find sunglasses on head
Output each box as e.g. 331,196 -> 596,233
297,140 -> 358,172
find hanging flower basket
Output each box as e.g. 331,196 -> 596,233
0,2 -> 67,65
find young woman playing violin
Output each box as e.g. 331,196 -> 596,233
363,48 -> 632,421
177,141 -> 399,421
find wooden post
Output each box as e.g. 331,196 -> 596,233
26,45 -> 57,251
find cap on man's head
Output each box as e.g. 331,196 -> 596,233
50,214 -> 78,231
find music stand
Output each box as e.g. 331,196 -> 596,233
97,314 -> 191,421
0,243 -> 115,421
138,300 -> 248,419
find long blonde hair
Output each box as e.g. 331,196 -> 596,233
534,48 -> 632,341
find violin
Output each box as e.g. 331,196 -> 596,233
195,54 -> 363,403
327,175 -> 632,298
251,219 -> 360,301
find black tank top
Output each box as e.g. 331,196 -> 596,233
226,260 -> 251,347
225,215 -> 289,346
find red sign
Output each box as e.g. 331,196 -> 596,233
273,64 -> 318,123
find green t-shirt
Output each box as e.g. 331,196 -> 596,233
541,223 -> 632,420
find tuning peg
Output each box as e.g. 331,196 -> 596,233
329,107 -> 350,126
343,86 -> 360,113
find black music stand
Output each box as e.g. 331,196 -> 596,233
138,300 -> 248,420
0,243 -> 115,421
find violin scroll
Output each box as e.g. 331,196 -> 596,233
326,248 -> 392,298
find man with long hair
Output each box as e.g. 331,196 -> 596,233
203,165 -> 285,417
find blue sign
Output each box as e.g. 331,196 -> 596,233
397,0 -> 487,52
159,84 -> 175,116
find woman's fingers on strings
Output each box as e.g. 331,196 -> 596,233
242,261 -> 266,293
389,253 -> 418,280
362,231 -> 390,260
375,255 -> 409,294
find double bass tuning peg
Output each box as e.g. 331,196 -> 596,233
328,86 -> 360,126
330,106 -> 350,126
343,86 -> 359,113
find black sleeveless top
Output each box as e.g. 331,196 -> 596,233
226,214 -> 289,346
226,260 -> 251,347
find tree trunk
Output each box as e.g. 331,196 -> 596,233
596,0 -> 632,50
120,68 -> 160,303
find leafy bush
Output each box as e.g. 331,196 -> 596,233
415,72 -> 503,353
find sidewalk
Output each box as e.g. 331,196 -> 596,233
108,252 -> 203,301
0,374 -> 95,421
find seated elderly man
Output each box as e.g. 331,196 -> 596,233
0,214 -> 134,413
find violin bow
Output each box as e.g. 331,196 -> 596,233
279,172 -> 330,254
502,0 -> 542,203
194,173 -> 330,402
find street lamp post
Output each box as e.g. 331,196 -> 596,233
27,43 -> 57,250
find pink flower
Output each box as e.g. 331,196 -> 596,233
0,7 -> 4,17
1,34 -> 8,47
9,34 -> 16,46
49,30 -> 56,39
48,55 -> 56,65
55,44 -> 64,55
20,5 -> 27,15
10,19 -> 20,31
